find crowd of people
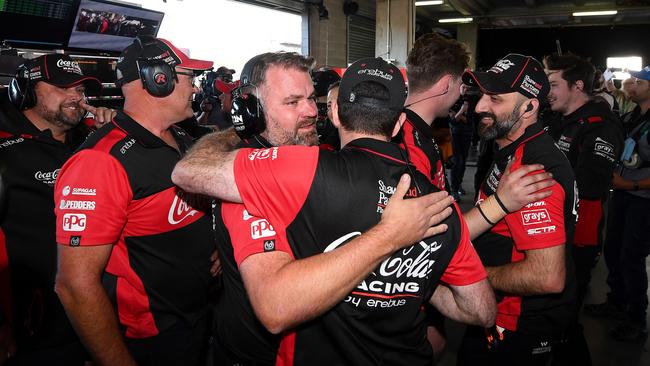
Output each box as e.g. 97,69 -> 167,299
0,31 -> 648,366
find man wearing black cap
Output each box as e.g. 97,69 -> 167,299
54,37 -> 216,366
173,57 -> 496,365
458,54 -> 578,365
0,54 -> 114,364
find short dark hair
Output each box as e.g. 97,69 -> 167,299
337,81 -> 401,137
406,32 -> 470,94
543,54 -> 596,94
247,52 -> 315,89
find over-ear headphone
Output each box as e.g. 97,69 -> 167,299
135,36 -> 177,97
525,102 -> 533,113
8,60 -> 36,110
231,54 -> 265,139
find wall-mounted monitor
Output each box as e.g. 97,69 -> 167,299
0,0 -> 78,48
67,0 -> 164,54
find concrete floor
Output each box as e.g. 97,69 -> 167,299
436,163 -> 650,366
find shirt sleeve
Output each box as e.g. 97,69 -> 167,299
440,206 -> 487,286
55,150 -> 131,246
233,145 -> 319,230
504,177 -> 567,251
221,202 -> 293,266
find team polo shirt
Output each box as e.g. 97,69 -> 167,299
0,94 -> 89,347
548,100 -> 623,246
54,112 -> 215,339
230,137 -> 486,366
213,134 -> 280,365
397,109 -> 448,190
474,123 -> 577,337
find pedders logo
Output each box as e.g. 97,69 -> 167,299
250,219 -> 276,239
35,169 -> 60,186
167,190 -> 198,225
521,208 -> 551,226
62,213 -> 86,232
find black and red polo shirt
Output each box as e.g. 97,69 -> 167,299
230,137 -> 486,365
54,111 -> 215,339
547,100 -> 623,246
0,94 -> 89,348
213,134 -> 280,365
397,109 -> 448,190
474,122 -> 577,337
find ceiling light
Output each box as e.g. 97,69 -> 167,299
439,17 -> 473,23
415,1 -> 444,6
572,10 -> 617,17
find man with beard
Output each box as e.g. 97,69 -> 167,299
208,53 -> 454,366
54,37 -> 216,366
174,56 -> 496,366
458,54 -> 578,366
402,32 -> 556,360
0,54 -> 113,364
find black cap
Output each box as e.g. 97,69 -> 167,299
116,37 -> 213,85
312,68 -> 341,97
463,54 -> 550,100
338,57 -> 406,112
20,54 -> 101,93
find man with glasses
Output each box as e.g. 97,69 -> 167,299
54,38 -> 216,366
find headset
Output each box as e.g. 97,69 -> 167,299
8,60 -> 36,110
525,102 -> 534,113
231,54 -> 266,139
127,36 -> 178,97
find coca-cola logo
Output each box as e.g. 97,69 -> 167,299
34,169 -> 60,185
56,59 -> 82,74
167,191 -> 198,225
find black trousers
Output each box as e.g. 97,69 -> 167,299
450,132 -> 473,192
457,326 -> 554,366
604,191 -> 650,322
126,321 -> 208,366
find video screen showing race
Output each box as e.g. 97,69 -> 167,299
75,8 -> 158,38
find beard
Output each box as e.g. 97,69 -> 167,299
477,102 -> 524,140
266,116 -> 319,147
37,101 -> 84,131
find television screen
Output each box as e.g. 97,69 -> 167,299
0,0 -> 78,48
67,0 -> 164,53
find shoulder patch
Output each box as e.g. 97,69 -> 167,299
587,116 -> 603,124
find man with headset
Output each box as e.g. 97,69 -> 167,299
175,57 -> 497,365
54,37 -> 216,366
210,52 -> 455,365
0,54 -> 114,365
458,54 -> 577,366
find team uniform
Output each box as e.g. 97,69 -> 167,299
459,123 -> 577,365
228,138 -> 486,365
547,100 -> 623,305
212,134 -> 279,366
398,109 -> 448,190
54,112 -> 215,366
0,94 -> 88,364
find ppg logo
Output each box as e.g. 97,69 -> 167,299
250,219 -> 276,239
63,213 -> 87,232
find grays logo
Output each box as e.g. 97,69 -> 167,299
357,68 -> 393,80
594,137 -> 616,162
521,208 -> 551,225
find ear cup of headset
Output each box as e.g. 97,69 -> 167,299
230,54 -> 266,139
231,92 -> 265,139
8,64 -> 36,110
138,59 -> 176,97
